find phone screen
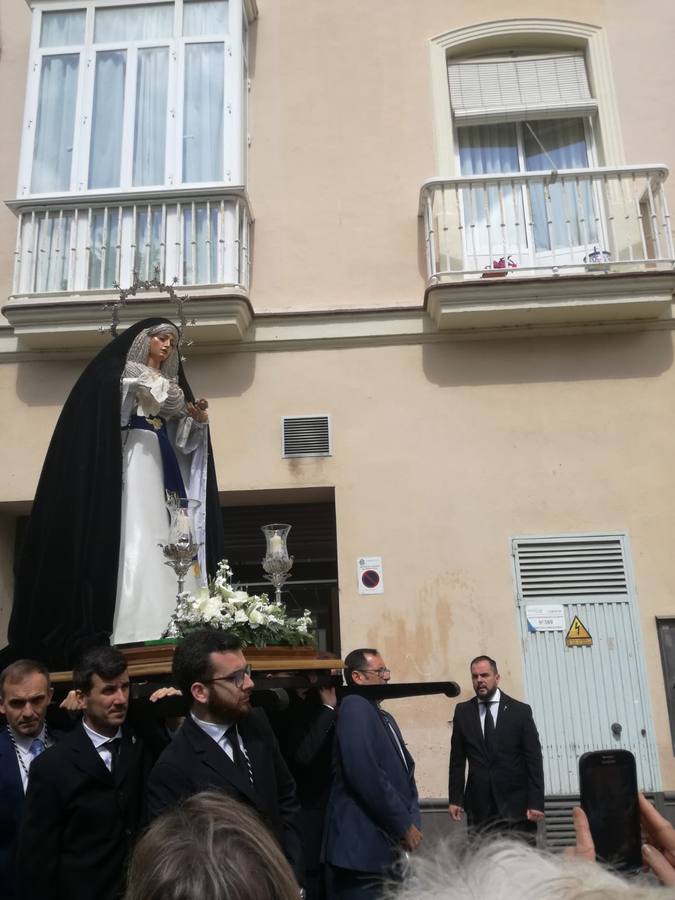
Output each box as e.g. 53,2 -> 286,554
579,751 -> 642,871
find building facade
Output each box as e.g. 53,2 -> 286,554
1,0 -> 675,801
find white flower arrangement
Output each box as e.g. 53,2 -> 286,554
163,560 -> 315,646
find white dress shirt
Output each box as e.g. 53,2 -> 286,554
82,719 -> 122,772
479,688 -> 501,734
9,726 -> 50,792
191,712 -> 241,763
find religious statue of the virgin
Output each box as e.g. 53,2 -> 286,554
1,318 -> 225,670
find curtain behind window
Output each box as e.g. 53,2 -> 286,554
458,123 -> 523,258
525,118 -> 597,250
183,42 -> 224,183
133,47 -> 169,186
89,51 -> 126,189
31,54 -> 79,193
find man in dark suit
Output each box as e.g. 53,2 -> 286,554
281,670 -> 337,900
0,660 -> 56,899
322,648 -> 422,899
146,628 -> 304,887
448,654 -> 545,839
16,645 -> 151,900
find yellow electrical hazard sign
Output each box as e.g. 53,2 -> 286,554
565,615 -> 593,647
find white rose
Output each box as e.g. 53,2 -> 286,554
249,609 -> 265,626
234,609 -> 248,623
199,596 -> 222,620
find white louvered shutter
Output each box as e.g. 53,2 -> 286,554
448,54 -> 597,125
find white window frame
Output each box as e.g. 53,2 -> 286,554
17,0 -> 250,199
427,19 -> 626,177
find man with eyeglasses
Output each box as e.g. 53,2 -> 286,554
322,648 -> 422,899
147,628 -> 304,888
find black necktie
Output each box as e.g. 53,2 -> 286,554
482,701 -> 495,756
226,725 -> 254,784
104,737 -> 121,776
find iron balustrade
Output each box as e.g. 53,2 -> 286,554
419,165 -> 674,283
9,188 -> 251,296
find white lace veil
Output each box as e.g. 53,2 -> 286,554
124,324 -> 180,378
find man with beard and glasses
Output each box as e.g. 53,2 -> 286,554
147,628 -> 304,889
448,655 -> 544,841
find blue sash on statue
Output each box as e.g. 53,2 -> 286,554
127,415 -> 187,498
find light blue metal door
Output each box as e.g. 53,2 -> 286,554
512,533 -> 661,794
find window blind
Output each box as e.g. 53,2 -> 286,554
448,54 -> 596,124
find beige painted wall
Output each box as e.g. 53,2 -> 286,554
1,330 -> 674,795
248,0 -> 675,311
2,1 -> 675,313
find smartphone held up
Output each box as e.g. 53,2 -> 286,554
579,749 -> 642,872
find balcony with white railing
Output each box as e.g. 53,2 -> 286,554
420,165 -> 675,333
4,187 -> 253,347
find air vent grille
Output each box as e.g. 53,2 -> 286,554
513,537 -> 628,599
282,415 -> 331,458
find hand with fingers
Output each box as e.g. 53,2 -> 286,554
566,796 -> 675,887
639,792 -> 675,886
564,806 -> 596,863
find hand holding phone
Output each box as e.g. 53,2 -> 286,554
579,749 -> 642,872
640,793 -> 675,886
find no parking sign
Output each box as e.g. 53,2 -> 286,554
357,557 -> 384,595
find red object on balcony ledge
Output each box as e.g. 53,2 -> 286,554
482,255 -> 518,278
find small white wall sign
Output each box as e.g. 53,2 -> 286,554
526,604 -> 565,632
357,557 -> 384,595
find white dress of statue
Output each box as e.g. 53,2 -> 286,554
111,324 -> 209,645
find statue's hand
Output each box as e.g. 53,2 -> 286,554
186,400 -> 209,424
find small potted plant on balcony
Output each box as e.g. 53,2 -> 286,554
482,255 -> 518,278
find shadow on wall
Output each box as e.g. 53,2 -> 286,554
422,330 -> 674,389
15,350 -> 257,406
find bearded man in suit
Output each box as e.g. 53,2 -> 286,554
448,655 -> 544,839
146,628 -> 303,888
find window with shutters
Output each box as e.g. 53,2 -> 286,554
448,51 -> 601,269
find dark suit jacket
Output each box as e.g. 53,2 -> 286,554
281,692 -> 336,874
147,710 -> 303,883
16,721 -> 151,900
448,692 -> 544,825
0,728 -> 25,900
321,695 -> 421,875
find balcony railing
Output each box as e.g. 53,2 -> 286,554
420,165 -> 674,283
9,187 -> 251,297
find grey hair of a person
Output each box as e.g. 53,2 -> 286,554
384,838 -> 668,900
125,323 -> 181,378
125,791 -> 300,900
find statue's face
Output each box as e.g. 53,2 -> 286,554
147,331 -> 176,367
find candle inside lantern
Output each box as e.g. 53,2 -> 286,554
176,510 -> 192,543
270,533 -> 284,556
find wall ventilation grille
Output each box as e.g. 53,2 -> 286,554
282,415 -> 331,458
513,536 -> 628,599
